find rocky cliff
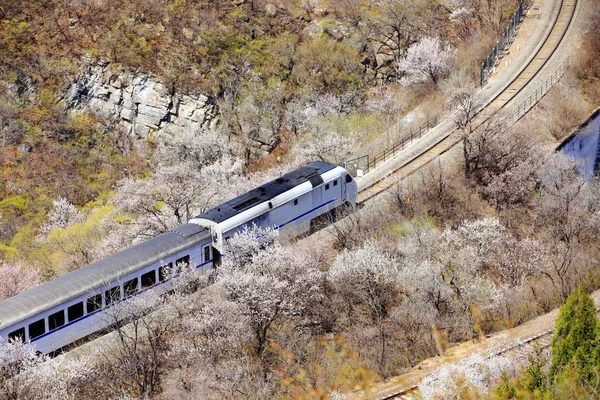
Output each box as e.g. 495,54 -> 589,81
63,59 -> 219,139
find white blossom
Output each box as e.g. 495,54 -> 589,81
292,130 -> 361,165
216,236 -> 323,354
453,217 -> 506,256
39,197 -> 84,235
449,7 -> 474,20
328,240 -> 399,315
113,156 -> 243,238
154,128 -> 230,169
0,261 -> 42,301
397,223 -> 501,336
420,339 -> 527,399
397,37 -> 452,86
0,337 -> 93,399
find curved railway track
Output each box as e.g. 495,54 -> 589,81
351,0 -> 579,396
371,307 -> 600,399
356,0 -> 578,205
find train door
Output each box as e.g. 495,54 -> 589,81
309,184 -> 323,233
202,244 -> 212,270
312,185 -> 322,210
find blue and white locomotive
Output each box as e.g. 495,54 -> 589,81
0,161 -> 357,354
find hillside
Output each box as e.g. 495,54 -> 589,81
0,0 -> 600,398
0,0 -> 521,266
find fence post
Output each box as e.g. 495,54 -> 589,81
480,63 -> 484,86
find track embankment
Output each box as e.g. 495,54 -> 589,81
356,0 -> 578,205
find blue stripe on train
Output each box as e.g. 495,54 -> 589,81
30,258 -> 214,344
276,198 -> 336,230
30,197 -> 341,344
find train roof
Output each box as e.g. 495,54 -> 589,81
0,224 -> 209,329
195,161 -> 338,224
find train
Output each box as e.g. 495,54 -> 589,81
0,161 -> 357,354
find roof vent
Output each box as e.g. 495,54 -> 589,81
171,224 -> 205,238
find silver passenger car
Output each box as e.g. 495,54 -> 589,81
0,224 -> 212,354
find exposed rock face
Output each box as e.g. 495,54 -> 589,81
63,60 -> 219,138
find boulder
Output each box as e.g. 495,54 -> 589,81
182,27 -> 194,40
303,21 -> 324,38
265,3 -> 278,16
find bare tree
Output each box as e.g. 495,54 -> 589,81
237,76 -> 288,157
98,290 -> 176,399
450,87 -> 483,179
363,0 -> 422,75
535,154 -> 590,300
449,5 -> 476,40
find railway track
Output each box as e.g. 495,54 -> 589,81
356,0 -> 578,205
351,0 -> 579,396
368,330 -> 557,399
376,307 -> 600,399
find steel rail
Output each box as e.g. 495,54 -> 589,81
356,0 -> 578,206
353,0 -> 579,396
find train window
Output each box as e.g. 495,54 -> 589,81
204,246 -> 211,262
68,302 -> 84,322
294,199 -> 298,205
141,270 -> 156,288
49,310 -> 65,331
105,286 -> 121,306
346,175 -> 352,183
174,255 -> 190,275
124,278 -> 139,297
8,328 -> 25,343
87,294 -> 102,313
159,263 -> 172,282
176,255 -> 190,268
28,319 -> 45,340
325,183 -> 330,190
333,179 -> 338,186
